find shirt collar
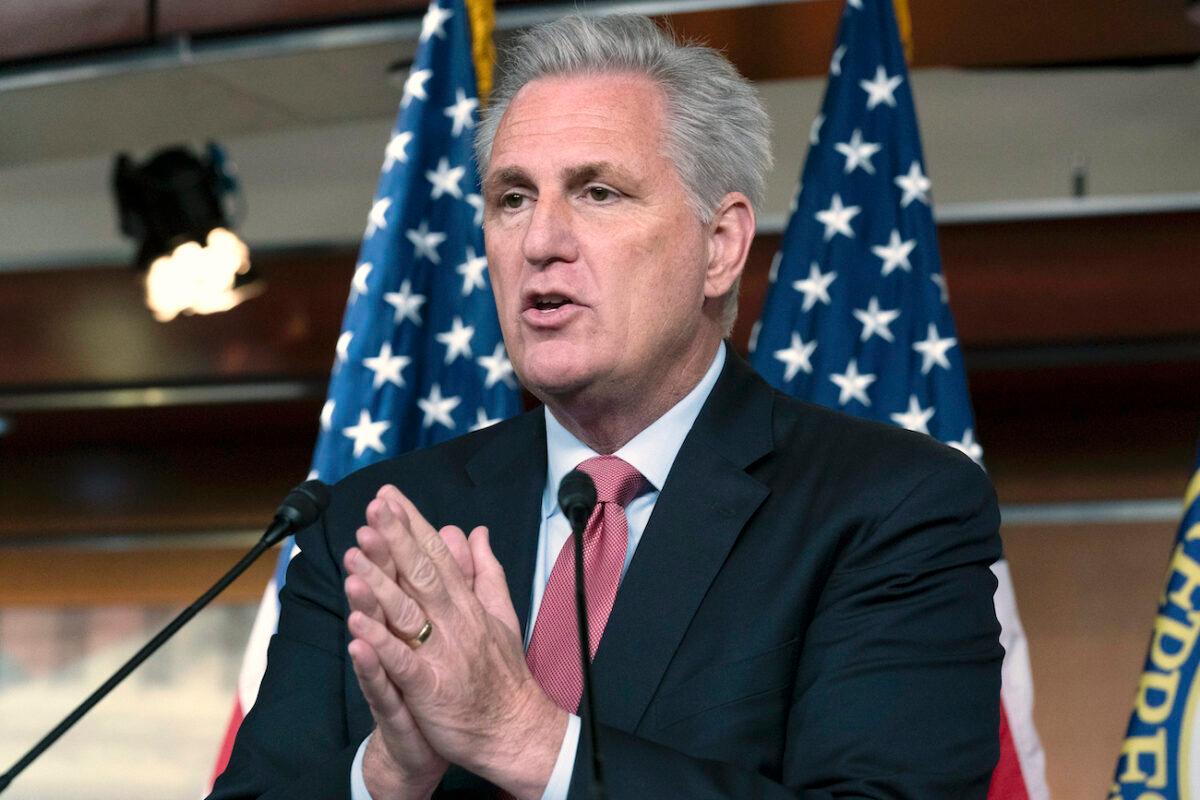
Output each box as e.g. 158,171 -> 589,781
542,342 -> 727,518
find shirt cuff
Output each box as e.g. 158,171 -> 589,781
540,713 -> 581,800
350,733 -> 374,800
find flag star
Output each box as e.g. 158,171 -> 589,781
860,65 -> 903,110
835,129 -> 883,175
402,68 -> 432,107
847,0 -> 863,8
809,113 -> 825,146
792,262 -> 837,312
418,384 -> 461,430
384,279 -> 426,325
748,320 -> 762,354
336,331 -> 353,364
912,323 -> 957,374
949,428 -> 984,464
931,273 -> 950,303
830,359 -> 876,407
466,193 -> 485,226
853,296 -> 901,342
768,251 -> 782,284
774,332 -> 818,382
342,409 -> 391,458
366,197 -> 391,237
320,399 -> 335,431
444,89 -> 479,137
436,316 -> 475,364
830,45 -> 847,76
382,130 -> 413,171
456,247 -> 488,295
407,220 -> 447,263
895,161 -> 932,207
815,193 -> 861,241
477,342 -> 515,389
890,395 -> 935,435
426,157 -> 466,200
470,407 -> 501,432
419,2 -> 453,42
871,229 -> 917,276
363,341 -> 411,389
350,261 -> 372,301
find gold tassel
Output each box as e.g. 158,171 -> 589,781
892,0 -> 913,64
464,0 -> 496,104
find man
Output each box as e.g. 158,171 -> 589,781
210,14 -> 1002,800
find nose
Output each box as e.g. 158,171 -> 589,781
521,193 -> 578,269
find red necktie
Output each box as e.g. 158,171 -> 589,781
526,455 -> 645,713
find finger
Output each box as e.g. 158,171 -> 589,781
369,493 -> 455,612
468,527 -> 521,637
348,610 -> 436,695
345,548 -> 429,638
439,525 -> 475,588
356,524 -> 399,582
345,573 -> 385,624
381,487 -> 466,589
348,637 -> 405,722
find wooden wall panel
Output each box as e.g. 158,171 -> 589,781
0,0 -> 147,63
155,0 -> 425,37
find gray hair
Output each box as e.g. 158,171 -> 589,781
474,14 -> 773,334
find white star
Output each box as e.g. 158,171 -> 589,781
436,316 -> 475,364
320,399 -> 335,431
363,341 -> 411,389
384,279 -> 426,325
830,45 -> 847,76
860,65 -> 903,110
426,157 -> 466,201
792,262 -> 837,312
382,130 -> 413,171
350,261 -> 372,301
931,273 -> 950,303
444,89 -> 479,137
336,331 -> 353,365
406,220 -> 447,263
748,320 -> 762,354
895,161 -> 932,208
477,342 -> 515,389
470,407 -> 501,432
853,297 -> 901,343
774,332 -> 818,382
419,2 -> 453,42
890,395 -> 935,435
949,428 -> 984,464
871,230 -> 917,276
466,193 -> 485,226
402,68 -> 432,107
835,129 -> 882,175
830,359 -> 876,407
809,113 -> 825,146
366,197 -> 391,237
418,384 -> 461,430
815,193 -> 861,241
912,323 -> 957,374
342,409 -> 391,458
456,247 -> 488,295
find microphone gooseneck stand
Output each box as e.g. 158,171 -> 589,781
0,479 -> 331,795
558,470 -> 605,800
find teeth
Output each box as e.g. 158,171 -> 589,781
535,295 -> 568,310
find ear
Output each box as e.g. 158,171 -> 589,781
703,192 -> 756,301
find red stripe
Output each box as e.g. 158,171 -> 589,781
208,698 -> 244,790
987,701 -> 1030,799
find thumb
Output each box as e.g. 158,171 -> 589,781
468,527 -> 520,637
438,525 -> 475,589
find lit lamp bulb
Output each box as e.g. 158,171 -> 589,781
143,228 -> 262,322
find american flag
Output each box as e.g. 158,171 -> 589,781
209,0 -> 516,783
748,1 -> 1048,797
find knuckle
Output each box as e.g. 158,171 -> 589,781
408,556 -> 440,592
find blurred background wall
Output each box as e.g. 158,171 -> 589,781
0,1 -> 1198,797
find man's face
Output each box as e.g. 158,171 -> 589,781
482,73 -> 716,408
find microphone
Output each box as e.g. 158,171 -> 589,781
0,479 -> 331,794
557,470 -> 605,800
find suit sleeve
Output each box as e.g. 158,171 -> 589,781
569,455 -> 1004,799
206,513 -> 359,800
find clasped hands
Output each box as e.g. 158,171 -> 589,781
343,485 -> 568,800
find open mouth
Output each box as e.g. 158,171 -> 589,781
532,295 -> 571,312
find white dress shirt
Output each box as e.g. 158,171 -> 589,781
351,342 -> 726,800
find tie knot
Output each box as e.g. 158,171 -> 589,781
577,455 -> 644,507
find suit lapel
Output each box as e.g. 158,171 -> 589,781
591,350 -> 774,731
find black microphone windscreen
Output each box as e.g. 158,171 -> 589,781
275,479 -> 331,530
558,470 -> 597,529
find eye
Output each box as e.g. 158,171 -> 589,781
586,186 -> 616,202
500,192 -> 526,210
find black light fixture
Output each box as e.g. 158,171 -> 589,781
113,143 -> 262,322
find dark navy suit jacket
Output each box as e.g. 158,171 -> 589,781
210,350 -> 1003,799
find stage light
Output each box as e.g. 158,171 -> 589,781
112,144 -> 262,322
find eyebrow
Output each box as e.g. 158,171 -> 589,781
484,161 -> 635,195
483,167 -> 534,195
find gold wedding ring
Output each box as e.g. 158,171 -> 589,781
411,619 -> 433,649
